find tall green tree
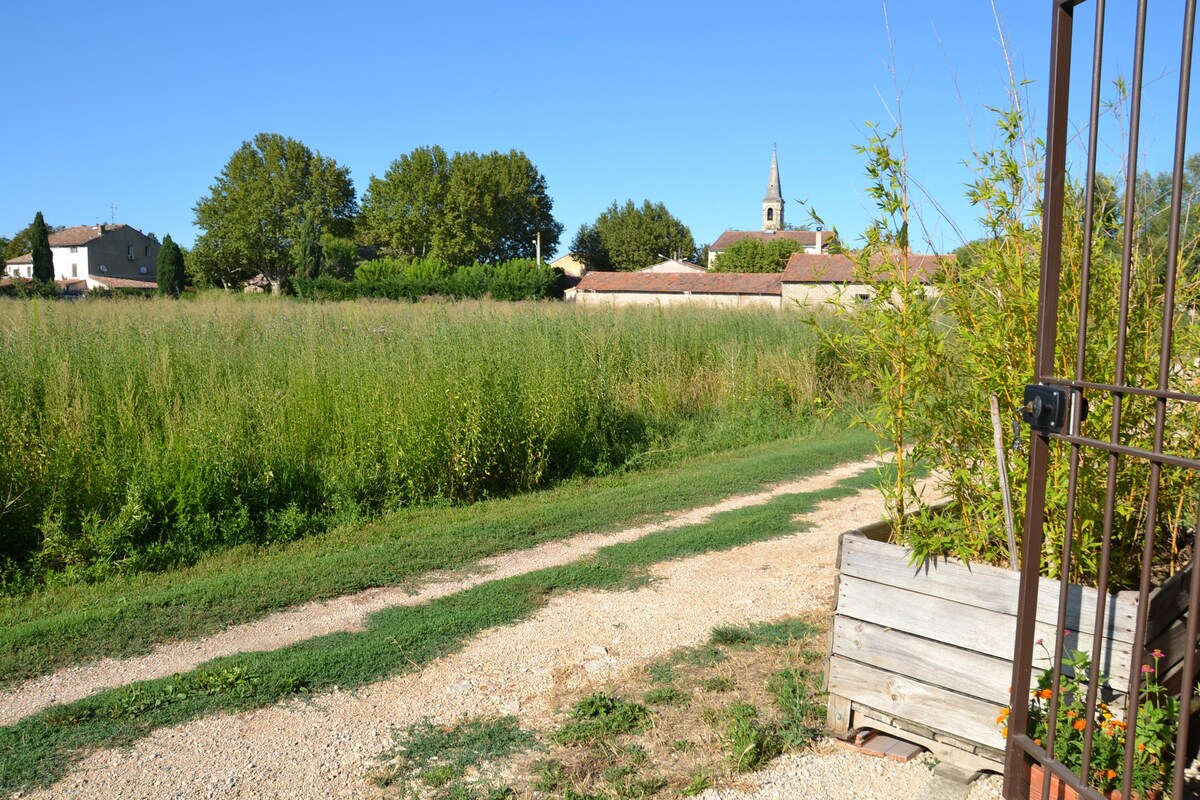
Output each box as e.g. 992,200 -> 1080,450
192,133 -> 357,293
30,211 -> 53,284
570,200 -> 696,272
293,217 -> 323,279
156,234 -> 186,297
360,147 -> 562,265
320,233 -> 358,279
709,237 -> 805,273
360,145 -> 450,258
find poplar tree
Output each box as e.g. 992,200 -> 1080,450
157,234 -> 186,297
30,211 -> 53,284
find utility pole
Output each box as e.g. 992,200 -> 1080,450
535,231 -> 541,265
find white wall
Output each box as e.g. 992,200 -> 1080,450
573,291 -> 782,309
51,246 -> 89,280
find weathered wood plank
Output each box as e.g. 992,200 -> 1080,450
826,693 -> 852,737
830,617 -> 1013,705
838,536 -> 1139,643
836,574 -> 1134,685
827,657 -> 1007,751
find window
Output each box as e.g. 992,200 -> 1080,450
71,263 -> 77,278
70,246 -> 78,253
145,245 -> 150,257
766,208 -> 774,222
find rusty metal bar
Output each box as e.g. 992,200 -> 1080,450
1004,3 -> 1077,798
1042,377 -> 1200,406
1052,433 -> 1200,473
1075,0 -> 1108,782
1177,488 -> 1200,800
1162,4 -> 1197,797
1111,2 -> 1150,796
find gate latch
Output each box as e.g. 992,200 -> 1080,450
1020,384 -> 1068,435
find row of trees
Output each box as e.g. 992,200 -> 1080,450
189,135 -> 564,294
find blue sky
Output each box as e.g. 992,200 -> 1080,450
2,1 -> 1196,257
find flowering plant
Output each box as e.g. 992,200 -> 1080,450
999,644 -> 1177,796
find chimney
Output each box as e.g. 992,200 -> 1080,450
814,229 -> 823,253
97,223 -> 105,234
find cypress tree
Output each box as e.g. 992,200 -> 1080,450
30,211 -> 53,284
156,235 -> 186,297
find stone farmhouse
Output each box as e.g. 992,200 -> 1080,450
5,223 -> 160,291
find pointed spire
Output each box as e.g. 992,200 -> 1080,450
763,147 -> 782,202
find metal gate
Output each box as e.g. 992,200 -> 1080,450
1004,1 -> 1200,799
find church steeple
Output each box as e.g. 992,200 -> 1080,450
762,148 -> 784,231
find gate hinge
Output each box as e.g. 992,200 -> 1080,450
1020,384 -> 1068,435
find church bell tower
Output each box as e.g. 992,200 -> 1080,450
762,148 -> 784,231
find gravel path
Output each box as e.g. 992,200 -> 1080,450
1,456 -> 878,726
11,458 -> 1004,800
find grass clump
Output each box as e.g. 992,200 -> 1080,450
701,676 -> 736,693
642,686 -> 689,707
719,701 -> 782,772
710,618 -> 818,648
770,668 -> 826,748
554,694 -> 652,745
371,716 -> 535,797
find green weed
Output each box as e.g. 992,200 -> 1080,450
554,694 -> 652,745
718,702 -> 782,772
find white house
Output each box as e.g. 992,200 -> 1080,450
5,223 -> 160,290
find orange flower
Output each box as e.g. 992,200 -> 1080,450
1067,709 -> 1077,718
1138,742 -> 1146,751
1106,770 -> 1117,780
1073,719 -> 1087,731
1039,689 -> 1053,700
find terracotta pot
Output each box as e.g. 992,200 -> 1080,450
1024,763 -> 1162,800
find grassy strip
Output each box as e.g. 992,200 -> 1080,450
0,468 -> 876,794
0,428 -> 876,688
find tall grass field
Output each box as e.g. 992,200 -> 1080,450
0,295 -> 852,592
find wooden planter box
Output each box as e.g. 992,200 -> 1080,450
825,523 -> 1193,773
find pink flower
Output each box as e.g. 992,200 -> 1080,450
1036,638 -> 1044,646
1141,665 -> 1155,674
1151,649 -> 1165,659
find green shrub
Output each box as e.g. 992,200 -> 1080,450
819,99 -> 1200,586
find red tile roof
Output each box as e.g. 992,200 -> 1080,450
92,275 -> 158,290
6,224 -> 138,265
0,277 -> 89,291
709,229 -> 833,251
575,271 -> 781,296
50,224 -> 130,247
782,252 -> 946,284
